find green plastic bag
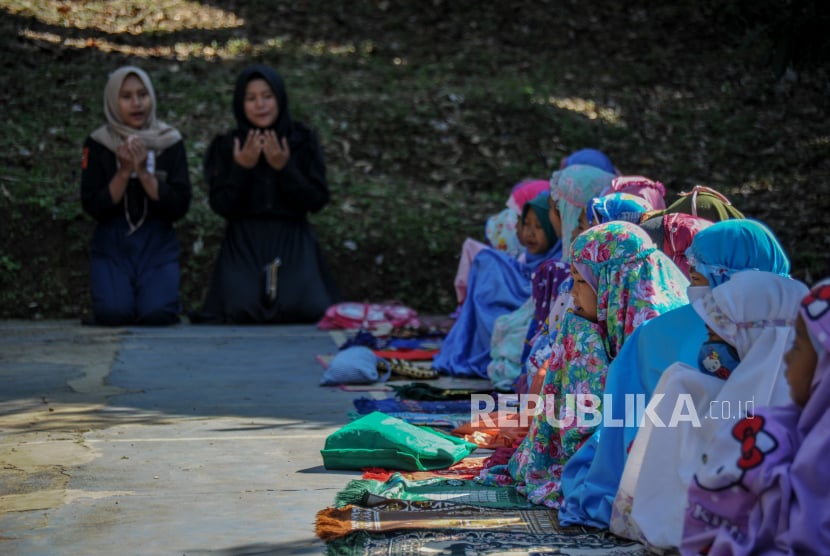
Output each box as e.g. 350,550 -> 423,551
321,411 -> 477,471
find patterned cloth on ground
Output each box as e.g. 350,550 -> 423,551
323,528 -> 651,556
316,497 -> 563,541
361,456 -> 490,482
388,382 -> 493,401
334,474 -> 534,509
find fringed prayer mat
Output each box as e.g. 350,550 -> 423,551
334,474 -> 534,509
362,456 -> 489,481
324,528 -> 651,556
315,497 -> 560,541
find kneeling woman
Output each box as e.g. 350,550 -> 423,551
194,65 -> 340,324
81,66 -> 191,326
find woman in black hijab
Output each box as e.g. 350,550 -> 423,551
193,65 -> 340,323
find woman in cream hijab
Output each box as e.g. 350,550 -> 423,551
80,65 -> 191,326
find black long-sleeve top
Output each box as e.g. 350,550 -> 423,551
204,122 -> 329,221
80,138 -> 191,224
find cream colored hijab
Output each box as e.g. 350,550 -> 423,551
90,66 -> 182,154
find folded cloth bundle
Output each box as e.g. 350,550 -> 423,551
319,346 -> 391,386
321,411 -> 477,471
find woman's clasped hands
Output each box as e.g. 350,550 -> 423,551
116,135 -> 149,175
233,129 -> 290,170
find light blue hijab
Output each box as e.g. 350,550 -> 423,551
685,219 -> 790,285
549,164 -> 615,261
559,218 -> 791,528
587,192 -> 653,226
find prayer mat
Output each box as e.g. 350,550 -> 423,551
390,382 -> 494,401
338,384 -> 394,393
372,348 -> 440,361
387,358 -> 439,379
348,410 -> 470,429
334,474 -> 535,509
315,497 -> 561,541
362,456 -> 489,482
324,528 -> 651,556
353,396 -> 473,415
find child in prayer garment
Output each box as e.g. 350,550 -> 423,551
479,221 -> 688,508
610,270 -> 808,549
558,219 -> 790,530
433,192 -> 560,378
681,278 -> 830,555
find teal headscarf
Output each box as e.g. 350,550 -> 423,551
522,191 -> 557,247
587,192 -> 652,225
549,164 -> 616,261
684,219 -> 790,286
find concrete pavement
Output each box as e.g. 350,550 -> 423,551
0,320 -> 484,555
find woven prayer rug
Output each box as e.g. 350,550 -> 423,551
316,497 -> 561,541
334,474 -> 534,509
324,528 -> 651,556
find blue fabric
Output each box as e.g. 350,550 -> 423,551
587,192 -> 651,225
90,218 -> 181,326
685,219 -> 790,286
697,340 -> 741,379
339,329 -> 385,350
565,148 -> 616,175
559,219 -> 793,528
320,346 -> 391,386
558,304 -> 706,526
353,396 -> 472,415
433,242 -> 562,378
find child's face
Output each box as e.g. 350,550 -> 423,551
689,266 -> 709,286
515,216 -> 526,247
785,314 -> 818,406
118,74 -> 151,130
522,209 -> 550,255
570,264 -> 598,322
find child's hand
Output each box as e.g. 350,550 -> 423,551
234,130 -> 263,168
262,129 -> 290,170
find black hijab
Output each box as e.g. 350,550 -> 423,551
232,64 -> 298,146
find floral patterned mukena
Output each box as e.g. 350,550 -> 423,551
479,221 -> 689,507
